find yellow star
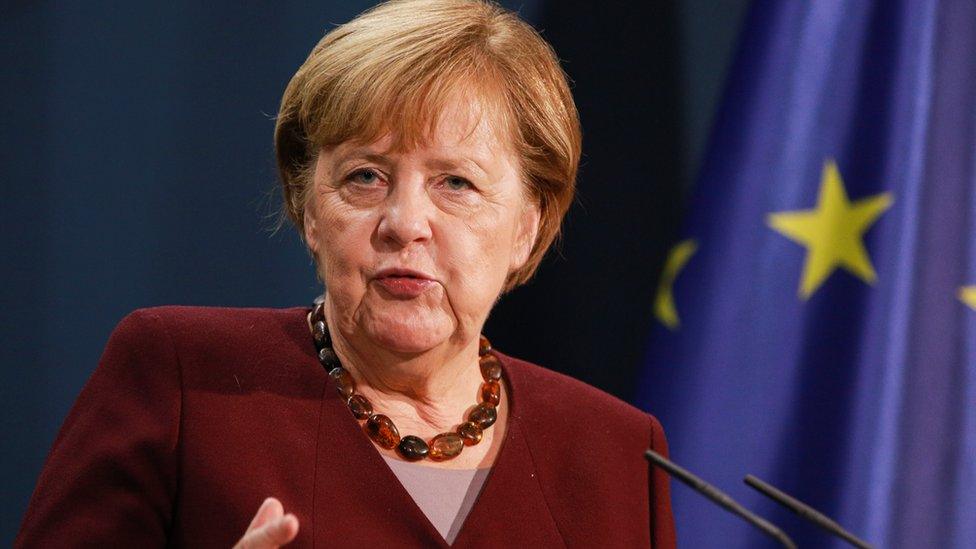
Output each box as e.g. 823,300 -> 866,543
654,239 -> 698,330
960,286 -> 976,311
767,159 -> 893,299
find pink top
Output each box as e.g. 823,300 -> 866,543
382,456 -> 491,543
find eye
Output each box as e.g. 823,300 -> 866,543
443,175 -> 472,191
346,168 -> 382,185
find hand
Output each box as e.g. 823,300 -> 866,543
233,497 -> 300,548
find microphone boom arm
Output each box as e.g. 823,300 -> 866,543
744,474 -> 873,548
644,449 -> 796,549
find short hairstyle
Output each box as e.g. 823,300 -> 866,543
275,0 -> 581,290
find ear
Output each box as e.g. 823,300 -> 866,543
302,197 -> 319,255
510,201 -> 541,272
303,195 -> 319,256
303,153 -> 325,256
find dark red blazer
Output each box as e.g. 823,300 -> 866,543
16,306 -> 675,548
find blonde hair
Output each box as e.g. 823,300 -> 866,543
275,0 -> 581,290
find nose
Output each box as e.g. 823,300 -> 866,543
376,177 -> 434,248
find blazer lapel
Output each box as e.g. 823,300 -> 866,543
311,385 -> 449,546
449,417 -> 566,547
449,357 -> 565,546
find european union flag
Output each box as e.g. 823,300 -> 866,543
638,1 -> 976,547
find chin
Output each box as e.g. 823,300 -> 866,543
360,307 -> 455,354
367,324 -> 452,354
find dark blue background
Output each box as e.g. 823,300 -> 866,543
1,1 -> 747,542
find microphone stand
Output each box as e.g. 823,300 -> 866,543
744,475 -> 873,548
645,450 -> 796,549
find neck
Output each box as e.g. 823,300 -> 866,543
324,303 -> 483,435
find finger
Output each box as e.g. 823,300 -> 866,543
246,497 -> 284,532
239,514 -> 299,549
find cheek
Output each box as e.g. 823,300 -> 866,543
312,194 -> 376,289
438,209 -> 517,307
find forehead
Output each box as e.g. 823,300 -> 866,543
338,93 -> 516,164
417,95 -> 511,154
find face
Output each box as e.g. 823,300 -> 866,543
304,99 -> 540,355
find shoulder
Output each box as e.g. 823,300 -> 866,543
113,305 -> 308,343
105,305 -> 319,393
498,351 -> 663,438
108,305 -> 312,361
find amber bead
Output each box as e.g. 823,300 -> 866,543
329,367 -> 355,398
457,421 -> 483,446
428,433 -> 464,461
397,435 -> 429,461
469,403 -> 497,429
347,394 -> 373,419
365,414 -> 400,449
312,320 -> 330,347
480,381 -> 500,407
318,347 -> 339,369
479,354 -> 502,381
478,335 -> 492,357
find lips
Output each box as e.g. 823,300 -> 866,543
372,268 -> 436,299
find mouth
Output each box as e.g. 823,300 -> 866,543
374,268 -> 435,281
372,268 -> 436,298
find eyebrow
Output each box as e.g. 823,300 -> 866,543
424,157 -> 489,178
336,149 -> 491,178
336,150 -> 389,168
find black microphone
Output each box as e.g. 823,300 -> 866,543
744,474 -> 873,548
644,449 -> 796,549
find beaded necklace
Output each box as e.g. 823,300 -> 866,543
309,300 -> 503,462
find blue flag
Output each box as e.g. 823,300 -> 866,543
638,1 -> 976,547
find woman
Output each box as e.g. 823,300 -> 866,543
16,1 -> 675,547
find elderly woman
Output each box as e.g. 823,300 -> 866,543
16,1 -> 674,547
